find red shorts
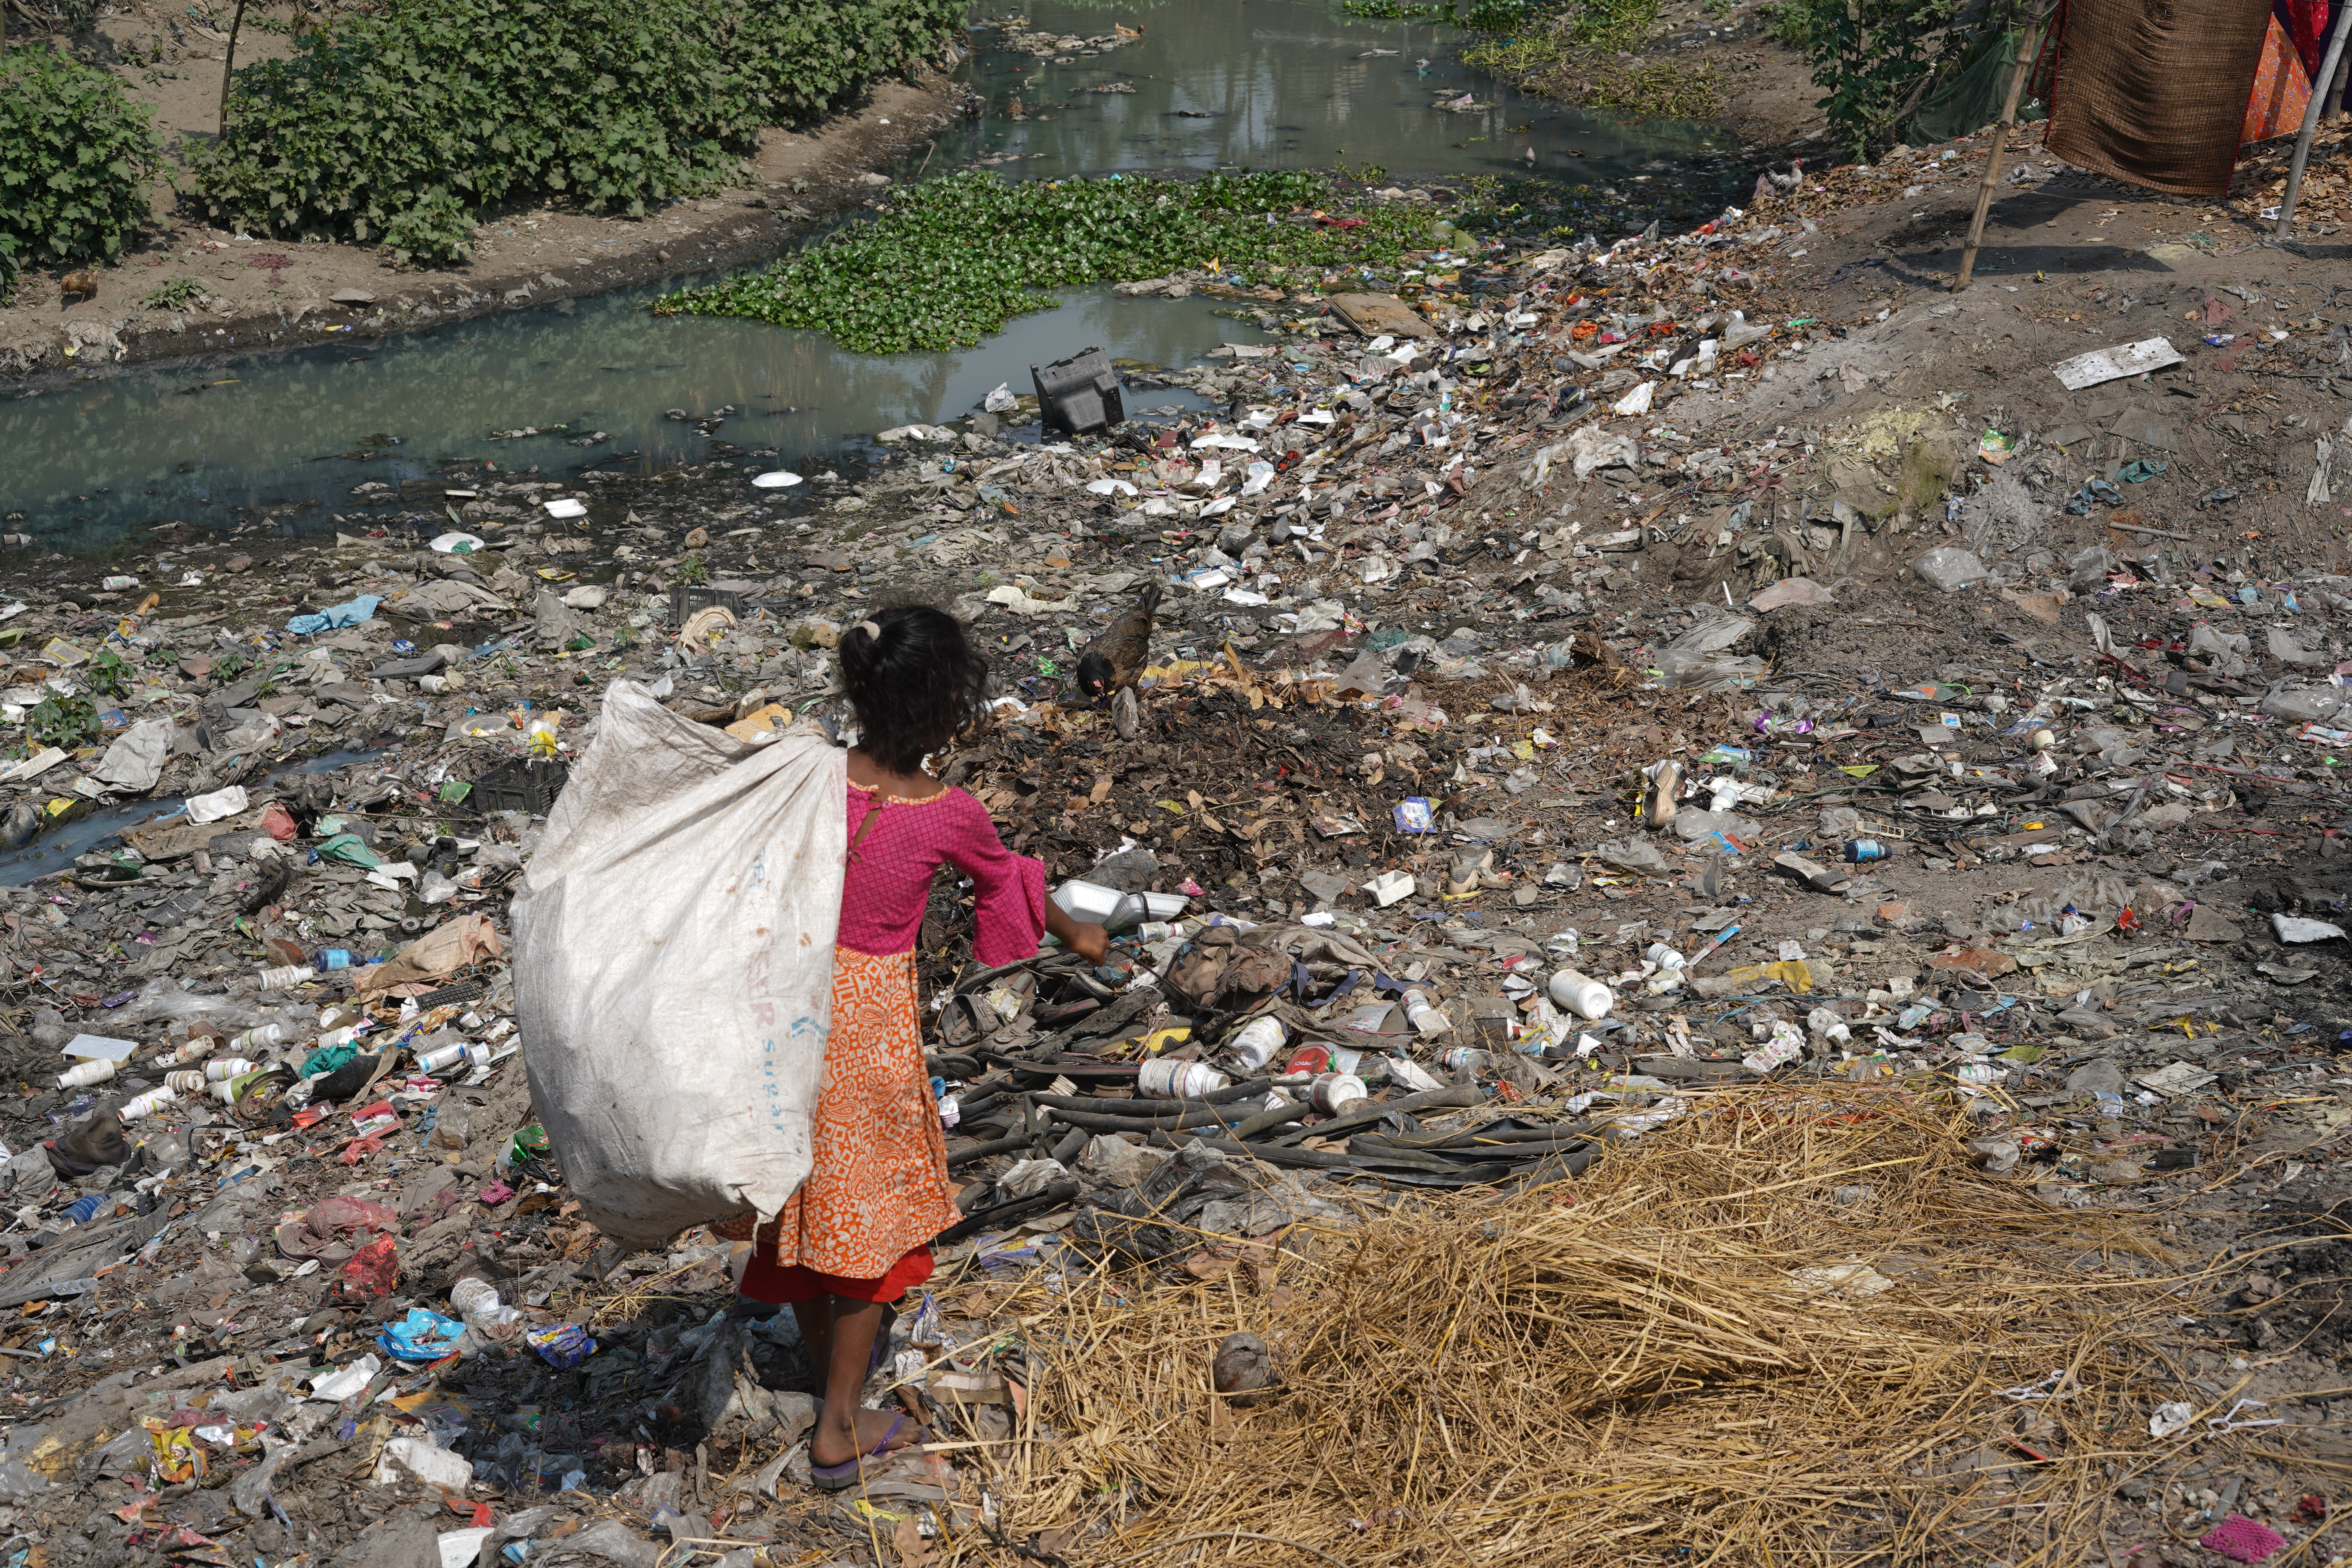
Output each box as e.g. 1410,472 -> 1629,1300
738,1244 -> 934,1306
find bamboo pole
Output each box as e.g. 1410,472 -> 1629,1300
1954,8 -> 2048,291
2272,0 -> 2352,242
217,0 -> 246,134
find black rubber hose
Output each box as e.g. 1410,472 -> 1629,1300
1042,1102 -> 1265,1135
1151,1131 -> 1354,1169
1264,1085 -> 1488,1146
944,1134 -> 1032,1169
1027,1078 -> 1273,1117
935,1181 -> 1080,1245
1226,1098 -> 1313,1141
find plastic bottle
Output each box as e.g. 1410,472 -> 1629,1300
311,949 -> 359,972
416,1042 -> 489,1074
1283,1043 -> 1334,1076
1436,1046 -> 1492,1074
164,1036 -> 216,1065
259,965 -> 316,991
57,1058 -> 118,1089
165,1070 -> 207,1094
63,1193 -> 109,1226
1805,1007 -> 1852,1047
1311,1073 -> 1369,1114
228,1024 -> 286,1054
1137,1058 -> 1228,1098
1227,1016 -> 1287,1071
1547,969 -> 1615,1021
1842,839 -> 1892,864
450,1277 -> 525,1338
203,1057 -> 256,1082
1400,988 -> 1451,1035
118,1085 -> 179,1120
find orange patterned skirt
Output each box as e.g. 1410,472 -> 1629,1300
713,947 -> 960,1284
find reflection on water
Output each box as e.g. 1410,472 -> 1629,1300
0,0 -> 1734,556
959,0 -> 1719,180
0,287 -> 1256,554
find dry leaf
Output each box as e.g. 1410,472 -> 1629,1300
891,1517 -> 935,1567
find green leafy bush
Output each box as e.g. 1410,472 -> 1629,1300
86,650 -> 130,698
141,276 -> 211,310
740,0 -> 964,120
657,170 -> 1433,353
1777,0 -> 2026,154
27,694 -> 99,750
186,0 -> 961,265
0,45 -> 160,291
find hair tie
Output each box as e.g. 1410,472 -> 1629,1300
858,620 -> 882,641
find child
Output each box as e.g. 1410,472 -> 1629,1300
715,604 -> 1107,1490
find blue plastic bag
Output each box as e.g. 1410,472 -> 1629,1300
285,594 -> 383,637
377,1307 -> 465,1362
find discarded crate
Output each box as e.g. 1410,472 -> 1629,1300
1031,345 -> 1125,436
470,758 -> 570,817
670,583 -> 748,624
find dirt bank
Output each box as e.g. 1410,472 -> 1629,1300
0,9 -> 972,384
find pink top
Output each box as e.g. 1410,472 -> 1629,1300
840,781 -> 1047,965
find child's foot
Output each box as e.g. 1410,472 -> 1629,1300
809,1406 -> 920,1471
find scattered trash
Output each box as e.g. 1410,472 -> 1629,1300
0,167 -> 2336,1568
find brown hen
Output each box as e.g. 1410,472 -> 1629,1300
1074,581 -> 1161,701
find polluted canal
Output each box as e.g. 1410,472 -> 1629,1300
0,0 -> 1735,552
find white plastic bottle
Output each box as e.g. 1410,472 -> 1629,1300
1548,969 -> 1615,1021
1227,1016 -> 1287,1071
1400,988 -> 1452,1035
57,1058 -> 119,1089
118,1085 -> 179,1120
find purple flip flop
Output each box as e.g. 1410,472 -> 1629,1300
808,1413 -> 918,1492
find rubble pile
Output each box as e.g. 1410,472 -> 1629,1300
0,158 -> 2348,1564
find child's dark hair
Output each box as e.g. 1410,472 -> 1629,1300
837,604 -> 990,774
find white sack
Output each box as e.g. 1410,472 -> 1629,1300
512,681 -> 845,1247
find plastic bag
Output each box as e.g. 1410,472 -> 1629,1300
334,1236 -> 400,1302
109,978 -> 275,1032
1913,547 -> 1989,592
377,1308 -> 466,1362
1652,615 -> 1764,690
511,681 -> 846,1247
1595,838 -> 1673,875
2259,684 -> 2352,723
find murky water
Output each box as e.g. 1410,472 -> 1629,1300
0,0 -> 1736,555
0,745 -> 385,887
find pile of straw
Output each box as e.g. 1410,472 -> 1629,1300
968,1087 -> 2223,1566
